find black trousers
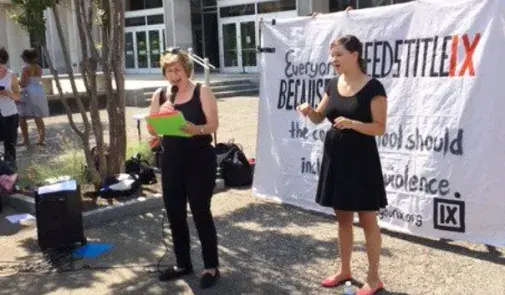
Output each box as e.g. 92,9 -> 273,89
161,142 -> 218,269
0,114 -> 19,166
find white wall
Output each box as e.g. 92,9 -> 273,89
0,8 -> 9,52
44,4 -> 88,73
0,5 -> 30,73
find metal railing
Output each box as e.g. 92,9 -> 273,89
187,48 -> 217,86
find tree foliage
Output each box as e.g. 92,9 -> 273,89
10,0 -> 55,44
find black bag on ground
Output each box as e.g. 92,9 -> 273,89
215,141 -> 253,187
99,173 -> 141,199
124,153 -> 157,185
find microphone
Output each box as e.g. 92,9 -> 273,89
170,85 -> 178,104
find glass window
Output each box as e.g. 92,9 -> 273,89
148,30 -> 161,68
358,0 -> 393,8
136,31 -> 148,68
203,0 -> 217,7
222,23 -> 238,66
240,21 -> 257,67
127,0 -> 163,11
124,32 -> 135,69
145,0 -> 163,9
257,0 -> 296,14
329,0 -> 357,12
128,0 -> 144,11
220,4 -> 255,18
125,16 -> 146,27
147,14 -> 164,25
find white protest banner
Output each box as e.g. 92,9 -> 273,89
253,0 -> 505,246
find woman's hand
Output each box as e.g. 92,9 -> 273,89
159,101 -> 175,114
148,135 -> 160,149
180,122 -> 200,136
297,102 -> 313,116
333,116 -> 356,130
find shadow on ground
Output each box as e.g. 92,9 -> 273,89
1,190 -> 502,294
380,229 -> 504,265
0,199 -> 402,295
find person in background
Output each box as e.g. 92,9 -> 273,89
148,47 -> 220,289
298,35 -> 388,295
17,48 -> 49,146
0,47 -> 21,168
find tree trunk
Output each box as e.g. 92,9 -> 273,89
50,2 -> 101,189
73,0 -> 107,185
99,0 -> 126,175
113,0 -> 127,166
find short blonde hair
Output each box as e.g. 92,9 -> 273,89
160,48 -> 193,77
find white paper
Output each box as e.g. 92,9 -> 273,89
38,179 -> 77,195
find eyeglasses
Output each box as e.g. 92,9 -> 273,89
163,47 -> 181,55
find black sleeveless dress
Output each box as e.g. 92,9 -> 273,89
315,77 -> 388,211
161,83 -> 216,198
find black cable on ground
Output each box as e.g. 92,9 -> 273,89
0,213 -> 172,276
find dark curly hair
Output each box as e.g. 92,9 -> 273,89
0,47 -> 9,65
21,48 -> 39,64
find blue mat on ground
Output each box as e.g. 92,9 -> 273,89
73,243 -> 113,259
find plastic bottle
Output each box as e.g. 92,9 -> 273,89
343,281 -> 355,295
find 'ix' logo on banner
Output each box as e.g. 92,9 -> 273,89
433,192 -> 466,233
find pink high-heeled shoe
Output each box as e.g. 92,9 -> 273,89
321,275 -> 353,288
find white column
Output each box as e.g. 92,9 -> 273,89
66,1 -> 79,72
173,0 -> 193,49
163,0 -> 193,49
45,9 -> 58,69
5,10 -> 30,73
0,7 -> 8,49
163,0 -> 175,47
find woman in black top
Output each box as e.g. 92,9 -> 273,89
148,48 -> 220,289
298,35 -> 387,295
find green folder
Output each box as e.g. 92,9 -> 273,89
146,112 -> 192,137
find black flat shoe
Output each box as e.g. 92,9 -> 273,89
200,269 -> 220,289
159,265 -> 193,282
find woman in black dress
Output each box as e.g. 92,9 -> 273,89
298,35 -> 387,295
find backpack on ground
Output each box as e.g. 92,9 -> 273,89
124,153 -> 157,185
215,140 -> 254,187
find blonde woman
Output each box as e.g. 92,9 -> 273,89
148,47 -> 220,289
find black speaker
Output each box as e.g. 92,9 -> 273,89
35,180 -> 87,251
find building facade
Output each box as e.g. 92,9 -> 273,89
0,0 -> 413,75
0,0 -> 31,73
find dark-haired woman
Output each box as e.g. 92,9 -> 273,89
17,48 -> 49,146
0,47 -> 21,168
298,35 -> 388,295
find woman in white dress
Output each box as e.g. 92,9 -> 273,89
0,47 -> 21,167
17,48 -> 49,146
